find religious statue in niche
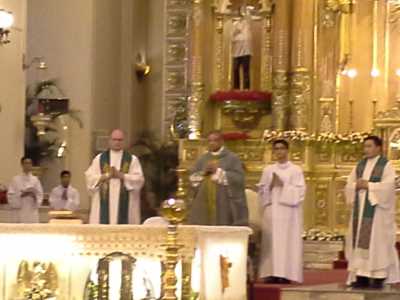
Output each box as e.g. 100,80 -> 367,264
231,5 -> 253,89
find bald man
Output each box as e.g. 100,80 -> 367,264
85,129 -> 145,224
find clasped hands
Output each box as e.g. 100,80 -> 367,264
100,167 -> 125,183
204,161 -> 218,175
356,179 -> 369,190
269,172 -> 283,190
21,187 -> 36,198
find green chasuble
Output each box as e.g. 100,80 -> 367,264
352,156 -> 388,251
189,148 -> 248,226
99,151 -> 132,224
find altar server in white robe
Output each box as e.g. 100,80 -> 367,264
258,139 -> 305,284
345,135 -> 400,289
49,170 -> 80,211
85,129 -> 145,224
7,157 -> 43,223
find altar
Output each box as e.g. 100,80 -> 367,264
0,224 -> 251,300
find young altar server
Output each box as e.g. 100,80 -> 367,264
345,135 -> 400,289
85,129 -> 145,224
7,157 -> 43,223
258,139 -> 305,284
49,170 -> 80,211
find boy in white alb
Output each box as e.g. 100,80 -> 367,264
258,140 -> 305,284
49,170 -> 80,211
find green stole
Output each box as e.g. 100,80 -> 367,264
352,156 -> 388,252
198,154 -> 221,225
99,151 -> 132,224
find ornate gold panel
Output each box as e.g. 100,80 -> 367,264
289,68 -> 312,131
336,144 -> 362,164
167,13 -> 188,37
166,68 -> 186,92
334,179 -> 349,229
315,143 -> 334,164
166,41 -> 187,65
167,0 -> 190,9
289,142 -> 305,163
314,182 -> 330,228
272,70 -> 289,131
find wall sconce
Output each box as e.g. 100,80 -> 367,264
135,53 -> 150,79
23,56 -> 48,70
0,9 -> 14,45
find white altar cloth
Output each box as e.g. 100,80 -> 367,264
0,224 -> 251,300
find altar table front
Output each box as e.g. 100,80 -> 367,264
0,224 -> 251,300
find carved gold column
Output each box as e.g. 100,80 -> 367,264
181,260 -> 192,300
188,0 -> 205,139
289,0 -> 314,131
260,1 -> 275,91
272,0 -> 290,130
213,11 -> 225,91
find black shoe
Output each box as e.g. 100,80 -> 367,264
263,276 -> 279,284
351,276 -> 369,289
369,278 -> 385,289
277,278 -> 291,284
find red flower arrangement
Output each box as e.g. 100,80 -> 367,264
210,90 -> 272,102
222,132 -> 250,141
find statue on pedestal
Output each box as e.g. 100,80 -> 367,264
231,6 -> 253,89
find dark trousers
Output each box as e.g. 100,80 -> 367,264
233,55 -> 251,89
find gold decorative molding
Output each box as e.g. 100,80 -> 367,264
220,100 -> 270,130
166,69 -> 186,93
260,2 -> 275,90
314,182 -> 330,227
289,67 -> 311,131
167,0 -> 190,8
17,261 -> 58,299
166,41 -> 187,65
167,13 -> 189,37
213,12 -> 225,91
188,0 -> 205,140
220,255 -> 232,293
325,0 -> 353,14
272,70 -> 289,130
97,252 -> 135,300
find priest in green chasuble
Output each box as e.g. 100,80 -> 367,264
85,129 -> 145,224
188,131 -> 248,226
345,135 -> 400,289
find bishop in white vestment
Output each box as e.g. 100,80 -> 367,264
49,170 -> 80,211
258,140 -> 305,283
345,136 -> 400,289
85,129 -> 145,224
7,157 -> 43,223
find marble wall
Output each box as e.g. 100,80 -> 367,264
25,0 -> 164,212
0,0 -> 26,183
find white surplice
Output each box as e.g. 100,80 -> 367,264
85,150 -> 145,224
232,15 -> 252,57
345,156 -> 400,284
49,185 -> 80,211
257,161 -> 305,282
7,173 -> 43,223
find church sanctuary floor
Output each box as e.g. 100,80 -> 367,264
250,269 -> 400,300
281,283 -> 400,300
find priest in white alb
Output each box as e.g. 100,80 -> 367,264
7,157 -> 43,223
345,135 -> 400,289
257,139 -> 305,284
85,129 -> 145,224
